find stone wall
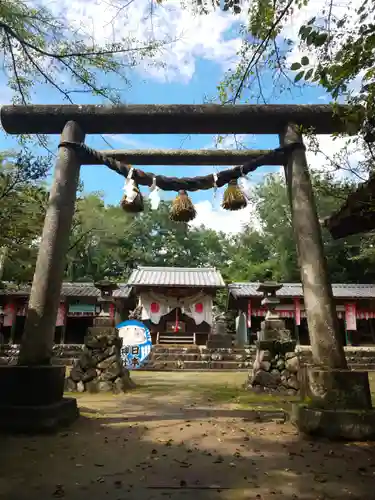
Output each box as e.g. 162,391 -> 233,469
2,344 -> 375,370
296,346 -> 375,370
249,348 -> 299,394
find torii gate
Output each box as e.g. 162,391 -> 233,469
1,104 -> 373,438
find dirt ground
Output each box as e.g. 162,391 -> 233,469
1,371 -> 375,500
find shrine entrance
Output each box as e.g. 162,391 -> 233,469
2,103 -> 375,440
0,102 -> 357,371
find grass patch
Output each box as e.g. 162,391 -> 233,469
134,380 -> 298,409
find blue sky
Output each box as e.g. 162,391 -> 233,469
0,58 -> 328,201
0,0 -> 350,233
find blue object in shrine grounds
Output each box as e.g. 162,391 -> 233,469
116,319 -> 152,369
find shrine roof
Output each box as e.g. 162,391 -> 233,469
128,266 -> 225,288
0,282 -> 133,298
228,283 -> 375,299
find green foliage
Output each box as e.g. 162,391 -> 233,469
0,0 -> 163,104
3,161 -> 375,286
289,0 -> 375,123
0,152 -> 50,282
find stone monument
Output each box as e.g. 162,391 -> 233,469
65,280 -> 135,393
206,307 -> 232,348
247,281 -> 300,394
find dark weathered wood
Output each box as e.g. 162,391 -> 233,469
280,123 -> 347,370
90,149 -> 282,166
325,175 -> 375,239
0,104 -> 362,135
18,121 -> 85,366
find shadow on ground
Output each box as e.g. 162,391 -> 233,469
0,372 -> 375,500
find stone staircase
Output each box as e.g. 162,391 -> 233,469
141,345 -> 256,370
297,345 -> 375,371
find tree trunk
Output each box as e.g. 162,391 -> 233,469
18,121 -> 85,366
279,123 -> 347,369
0,246 -> 8,280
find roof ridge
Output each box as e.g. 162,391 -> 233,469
229,282 -> 375,287
136,266 -> 217,271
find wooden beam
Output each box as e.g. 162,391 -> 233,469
88,149 -> 282,166
0,104 -> 362,135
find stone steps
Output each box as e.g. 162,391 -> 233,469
143,360 -> 253,370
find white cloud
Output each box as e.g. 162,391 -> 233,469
277,134 -> 366,182
46,0 -> 248,83
190,193 -> 261,235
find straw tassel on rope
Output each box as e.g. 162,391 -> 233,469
170,190 -> 197,222
120,183 -> 144,213
120,167 -> 144,213
222,179 -> 247,211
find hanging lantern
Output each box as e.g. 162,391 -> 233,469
120,168 -> 144,213
150,302 -> 160,314
195,302 -> 204,314
170,190 -> 196,222
149,177 -> 161,210
222,179 -> 247,211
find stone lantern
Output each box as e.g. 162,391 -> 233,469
257,281 -> 291,342
94,280 -> 118,328
246,281 -> 300,395
64,280 -> 135,394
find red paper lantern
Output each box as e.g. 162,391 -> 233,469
195,302 -> 203,314
150,302 -> 160,314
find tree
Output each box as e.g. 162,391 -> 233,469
0,0 -> 166,106
251,171 -> 375,282
64,196 -> 230,281
0,152 -> 49,282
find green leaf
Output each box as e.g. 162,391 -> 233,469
294,71 -> 305,82
314,33 -> 328,47
301,56 -> 310,66
305,68 -> 314,80
291,62 -> 302,70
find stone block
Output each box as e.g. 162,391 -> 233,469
285,355 -> 299,373
291,403 -> 375,441
303,368 -> 372,410
0,365 -> 65,406
0,397 -> 79,434
259,350 -> 272,362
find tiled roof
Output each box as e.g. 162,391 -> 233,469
0,282 -> 133,298
228,282 -> 375,299
128,266 -> 225,288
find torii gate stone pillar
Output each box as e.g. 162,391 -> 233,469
0,121 -> 83,432
280,124 -> 375,440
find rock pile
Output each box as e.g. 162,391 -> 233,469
65,330 -> 135,393
248,344 -> 300,395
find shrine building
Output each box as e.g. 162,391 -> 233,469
228,282 -> 375,346
0,266 -> 225,346
127,266 -> 226,345
2,272 -> 375,347
0,282 -> 135,345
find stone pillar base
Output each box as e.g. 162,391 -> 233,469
0,365 -> 79,433
300,367 -> 372,410
247,340 -> 300,395
291,404 -> 375,441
